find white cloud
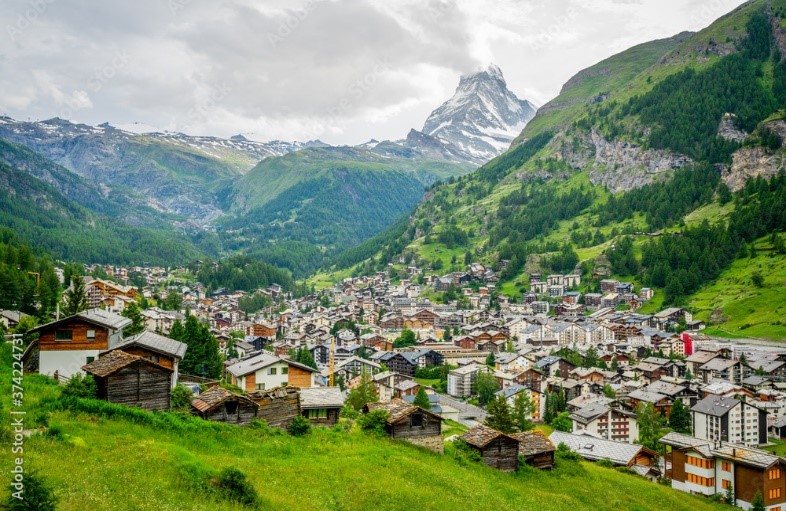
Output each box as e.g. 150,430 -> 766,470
0,0 -> 748,144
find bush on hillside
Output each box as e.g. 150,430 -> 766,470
60,373 -> 97,399
5,471 -> 58,511
356,409 -> 388,436
288,415 -> 311,437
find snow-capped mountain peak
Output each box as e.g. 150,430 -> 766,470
422,64 -> 537,164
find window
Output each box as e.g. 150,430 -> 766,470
770,488 -> 782,500
770,468 -> 782,480
282,367 -> 288,375
722,479 -> 731,489
686,457 -> 714,469
255,383 -> 265,390
410,413 -> 423,428
268,368 -> 277,375
308,409 -> 327,419
281,382 -> 288,387
686,473 -> 714,486
86,329 -> 96,340
55,330 -> 73,341
86,356 -> 95,364
225,401 -> 238,415
722,461 -> 731,471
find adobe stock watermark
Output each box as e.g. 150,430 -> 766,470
8,334 -> 26,501
58,50 -> 130,121
169,0 -> 191,17
267,0 -> 320,48
528,6 -> 580,52
303,59 -> 391,140
6,0 -> 56,43
412,0 -> 453,43
185,82 -> 232,127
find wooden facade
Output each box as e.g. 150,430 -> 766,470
119,346 -> 175,370
83,350 -> 172,411
39,319 -> 109,352
460,425 -> 519,472
248,386 -> 301,429
365,400 -> 444,453
511,431 -> 556,470
287,364 -> 314,388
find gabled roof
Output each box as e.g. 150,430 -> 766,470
113,330 -> 187,359
700,358 -> 739,372
460,425 -> 517,448
299,387 -> 345,409
511,430 -> 556,456
82,349 -> 172,377
191,385 -> 257,413
31,308 -> 131,334
549,431 -> 655,466
226,352 -> 283,377
365,399 -> 442,424
692,395 -> 742,416
660,432 -> 782,469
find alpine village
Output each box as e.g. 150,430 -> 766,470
6,1 -> 786,510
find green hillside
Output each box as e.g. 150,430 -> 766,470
315,0 -> 786,335
1,347 -> 726,511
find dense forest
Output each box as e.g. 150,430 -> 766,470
193,255 -> 308,295
0,228 -> 61,319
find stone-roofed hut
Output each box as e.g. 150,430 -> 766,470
510,430 -> 556,469
364,399 -> 444,453
191,385 -> 259,425
82,350 -> 172,411
247,386 -> 301,429
300,387 -> 344,426
459,425 -> 519,471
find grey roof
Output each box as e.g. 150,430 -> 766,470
569,402 -> 610,423
549,431 -> 652,465
627,389 -> 669,404
691,395 -> 742,416
226,352 -> 282,377
700,358 -> 739,372
644,380 -> 686,397
742,375 -> 771,386
299,387 -> 345,409
495,384 -> 529,400
114,330 -> 187,358
659,432 -> 781,470
31,308 -> 131,334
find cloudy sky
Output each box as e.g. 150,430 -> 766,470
1,0 -> 746,145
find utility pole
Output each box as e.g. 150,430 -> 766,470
329,335 -> 335,387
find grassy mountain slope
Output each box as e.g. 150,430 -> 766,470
0,160 -> 209,265
2,350 -> 725,511
315,0 -> 786,338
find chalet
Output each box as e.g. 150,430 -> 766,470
82,350 -> 172,411
299,387 -> 344,426
247,386 -> 302,429
0,310 -> 28,330
226,353 -> 317,391
460,425 -> 520,472
191,385 -> 259,425
626,389 -> 673,417
30,309 -> 131,379
511,430 -> 556,469
569,402 -> 639,443
364,400 -> 444,453
534,356 -> 576,378
550,431 -> 660,479
697,358 -> 743,385
110,331 -> 187,387
692,394 -> 768,447
661,431 -> 786,508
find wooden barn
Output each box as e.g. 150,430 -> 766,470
299,387 -> 344,426
364,399 -> 444,453
510,430 -> 556,469
82,350 -> 172,411
191,385 -> 259,425
247,386 -> 301,429
459,425 -> 520,471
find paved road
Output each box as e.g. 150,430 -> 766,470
436,393 -> 487,428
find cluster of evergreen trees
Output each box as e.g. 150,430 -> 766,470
194,256 -> 302,295
0,228 -> 61,320
624,12 -> 786,163
169,314 -> 223,379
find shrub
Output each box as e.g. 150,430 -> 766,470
288,415 -> 311,437
43,425 -> 64,442
5,470 -> 58,511
452,439 -> 482,465
357,409 -> 389,436
556,442 -> 581,461
171,384 -> 194,412
339,404 -> 358,420
596,458 -> 615,468
214,467 -> 259,508
60,374 -> 97,399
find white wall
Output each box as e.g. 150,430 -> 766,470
40,350 -> 100,379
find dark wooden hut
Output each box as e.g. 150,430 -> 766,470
299,387 -> 344,426
82,350 -> 172,411
247,386 -> 301,429
364,399 -> 444,453
459,425 -> 520,471
510,430 -> 556,469
191,385 -> 259,425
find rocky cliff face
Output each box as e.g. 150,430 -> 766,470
723,120 -> 786,190
717,113 -> 748,143
556,128 -> 692,192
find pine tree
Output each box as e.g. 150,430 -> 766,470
346,370 -> 378,411
121,302 -> 145,337
485,395 -> 516,433
751,491 -> 765,511
486,351 -> 496,367
413,386 -> 431,410
513,391 -> 534,432
637,402 -> 664,450
62,275 -> 88,316
668,399 -> 692,434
